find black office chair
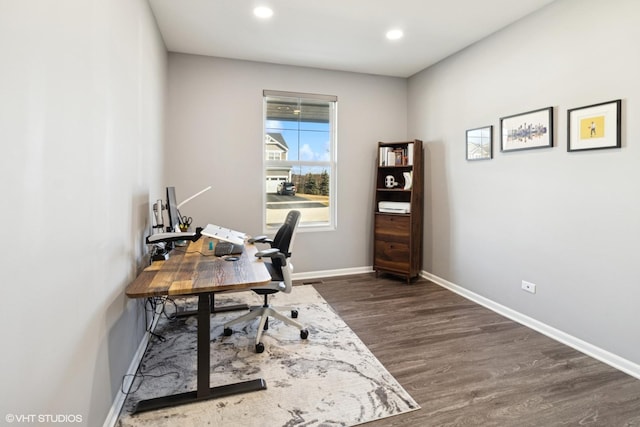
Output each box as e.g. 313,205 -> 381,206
223,210 -> 309,353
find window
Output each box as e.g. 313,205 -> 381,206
263,90 -> 337,231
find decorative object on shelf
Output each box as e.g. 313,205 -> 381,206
374,140 -> 423,284
466,125 -> 493,160
385,175 -> 398,188
403,171 -> 412,190
500,107 -> 553,152
567,99 -> 621,152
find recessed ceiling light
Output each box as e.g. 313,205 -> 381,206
254,6 -> 274,19
386,29 -> 404,41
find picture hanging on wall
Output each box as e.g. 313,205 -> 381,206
500,107 -> 553,152
567,99 -> 621,152
466,126 -> 492,160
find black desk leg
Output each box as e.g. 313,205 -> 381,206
132,293 -> 267,414
197,293 -> 211,397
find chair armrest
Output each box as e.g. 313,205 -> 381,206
248,235 -> 273,245
255,248 -> 286,264
255,248 -> 279,258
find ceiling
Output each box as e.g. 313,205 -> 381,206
148,0 -> 557,78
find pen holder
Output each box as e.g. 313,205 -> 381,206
177,225 -> 189,246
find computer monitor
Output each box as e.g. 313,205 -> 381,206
166,186 -> 180,232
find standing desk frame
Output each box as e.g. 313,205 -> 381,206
125,237 -> 271,413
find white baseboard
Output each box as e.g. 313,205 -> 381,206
421,270 -> 640,380
103,300 -> 165,427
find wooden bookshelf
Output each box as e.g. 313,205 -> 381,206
373,140 -> 423,283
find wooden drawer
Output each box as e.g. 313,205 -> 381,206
374,240 -> 410,272
375,214 -> 410,238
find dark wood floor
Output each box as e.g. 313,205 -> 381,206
308,274 -> 640,426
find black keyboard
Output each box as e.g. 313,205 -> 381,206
214,242 -> 244,256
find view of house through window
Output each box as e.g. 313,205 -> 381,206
263,90 -> 337,229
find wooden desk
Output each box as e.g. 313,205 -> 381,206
125,237 -> 271,413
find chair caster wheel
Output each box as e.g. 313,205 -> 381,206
223,327 -> 233,336
300,329 -> 309,339
291,310 -> 298,318
256,342 -> 265,353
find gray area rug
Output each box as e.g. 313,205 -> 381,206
117,285 -> 419,426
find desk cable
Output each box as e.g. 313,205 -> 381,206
120,297 -> 181,397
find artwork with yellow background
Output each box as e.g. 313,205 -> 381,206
580,115 -> 605,139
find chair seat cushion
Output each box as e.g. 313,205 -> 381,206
254,288 -> 278,295
253,262 -> 283,295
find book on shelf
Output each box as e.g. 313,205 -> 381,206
379,144 -> 414,166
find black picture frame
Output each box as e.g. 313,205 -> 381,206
466,126 -> 493,160
500,107 -> 553,152
567,99 -> 621,152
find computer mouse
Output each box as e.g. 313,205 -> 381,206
225,256 -> 239,262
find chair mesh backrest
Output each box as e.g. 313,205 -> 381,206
271,210 -> 300,270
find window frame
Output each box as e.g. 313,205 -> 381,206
262,90 -> 338,233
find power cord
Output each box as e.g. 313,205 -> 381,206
121,369 -> 180,396
120,296 -> 183,398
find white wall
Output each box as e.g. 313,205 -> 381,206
408,0 -> 640,365
165,54 -> 407,272
0,1 -> 166,425
7,0 -> 637,422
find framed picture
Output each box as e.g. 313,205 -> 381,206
466,126 -> 492,160
500,107 -> 553,152
567,99 -> 621,152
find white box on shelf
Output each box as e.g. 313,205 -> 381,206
378,201 -> 411,214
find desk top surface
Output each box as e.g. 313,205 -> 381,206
126,237 -> 271,298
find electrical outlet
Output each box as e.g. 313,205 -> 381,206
521,280 -> 536,294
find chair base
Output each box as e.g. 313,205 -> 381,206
223,305 -> 308,352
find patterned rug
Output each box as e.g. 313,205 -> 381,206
117,285 -> 419,427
